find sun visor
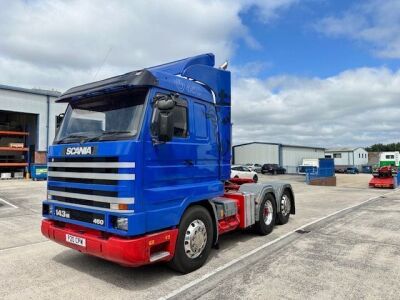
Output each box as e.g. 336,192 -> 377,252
56,69 -> 158,103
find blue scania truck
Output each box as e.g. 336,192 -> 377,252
41,53 -> 295,273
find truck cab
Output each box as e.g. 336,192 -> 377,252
41,54 -> 295,273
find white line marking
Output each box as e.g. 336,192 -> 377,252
159,190 -> 398,300
0,197 -> 18,209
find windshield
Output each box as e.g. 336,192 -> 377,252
55,89 -> 147,144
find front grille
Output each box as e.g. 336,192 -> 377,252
47,157 -> 135,185
52,195 -> 110,208
51,157 -> 118,163
48,177 -> 118,185
47,156 -> 135,209
48,167 -> 119,173
49,186 -> 117,197
55,206 -> 105,226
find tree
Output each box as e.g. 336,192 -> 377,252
366,143 -> 400,152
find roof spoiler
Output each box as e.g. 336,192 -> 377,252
56,53 -> 229,105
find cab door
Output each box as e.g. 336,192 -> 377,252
142,90 -> 220,231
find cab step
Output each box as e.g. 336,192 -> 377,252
150,251 -> 170,262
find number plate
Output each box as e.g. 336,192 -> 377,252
65,234 -> 86,247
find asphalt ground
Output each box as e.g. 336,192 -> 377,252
0,174 -> 398,299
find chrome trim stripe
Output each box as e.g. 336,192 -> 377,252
47,171 -> 135,180
48,162 -> 135,168
47,200 -> 134,213
48,190 -> 134,204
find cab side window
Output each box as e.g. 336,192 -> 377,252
151,94 -> 189,139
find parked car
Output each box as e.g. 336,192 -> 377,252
345,167 -> 359,174
335,168 -> 346,173
231,165 -> 258,182
261,164 -> 286,175
361,165 -> 373,173
245,163 -> 262,173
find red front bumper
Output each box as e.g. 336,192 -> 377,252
41,219 -> 178,267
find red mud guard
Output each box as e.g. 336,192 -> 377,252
369,177 -> 394,188
41,219 -> 178,267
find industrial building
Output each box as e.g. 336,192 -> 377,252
0,84 -> 65,177
325,147 -> 368,169
232,142 -> 325,173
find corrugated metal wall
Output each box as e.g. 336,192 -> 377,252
282,146 -> 325,173
233,143 -> 279,165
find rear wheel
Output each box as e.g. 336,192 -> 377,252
255,194 -> 276,235
277,191 -> 291,225
169,206 -> 213,274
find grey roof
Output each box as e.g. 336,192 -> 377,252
0,84 -> 61,97
233,141 -> 325,150
326,147 -> 365,152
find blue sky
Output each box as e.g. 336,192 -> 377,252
234,0 -> 400,78
0,0 -> 399,147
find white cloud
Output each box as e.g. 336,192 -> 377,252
0,0 -> 296,90
315,0 -> 400,58
232,67 -> 400,147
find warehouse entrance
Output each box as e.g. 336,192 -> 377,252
0,110 -> 38,179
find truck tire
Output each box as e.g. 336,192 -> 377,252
255,193 -> 276,235
277,191 -> 291,225
169,206 -> 213,274
253,174 -> 258,183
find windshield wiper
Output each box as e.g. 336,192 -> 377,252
56,134 -> 89,144
84,130 -> 134,142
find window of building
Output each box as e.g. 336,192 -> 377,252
333,153 -> 342,158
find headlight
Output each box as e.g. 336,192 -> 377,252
115,217 -> 128,231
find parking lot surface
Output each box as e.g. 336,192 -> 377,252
0,174 -> 399,299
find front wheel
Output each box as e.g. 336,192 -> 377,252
255,194 -> 276,235
169,206 -> 213,274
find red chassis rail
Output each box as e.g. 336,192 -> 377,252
41,219 -> 178,267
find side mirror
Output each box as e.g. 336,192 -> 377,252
158,109 -> 175,142
56,113 -> 65,129
152,94 -> 177,143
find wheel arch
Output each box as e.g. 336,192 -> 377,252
180,200 -> 219,246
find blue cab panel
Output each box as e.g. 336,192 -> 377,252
43,53 -> 231,236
